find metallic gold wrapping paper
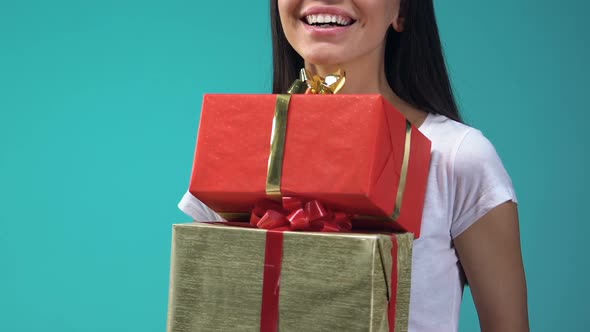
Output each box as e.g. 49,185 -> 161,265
167,223 -> 413,332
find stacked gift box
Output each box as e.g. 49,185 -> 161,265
167,74 -> 432,332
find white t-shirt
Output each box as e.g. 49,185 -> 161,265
177,113 -> 517,332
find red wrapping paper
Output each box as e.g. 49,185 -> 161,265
190,94 -> 431,237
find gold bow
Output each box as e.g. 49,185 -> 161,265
288,68 -> 346,95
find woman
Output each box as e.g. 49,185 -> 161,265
271,0 -> 529,331
179,0 -> 529,330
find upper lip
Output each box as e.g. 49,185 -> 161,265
300,6 -> 356,21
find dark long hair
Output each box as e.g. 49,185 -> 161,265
270,0 -> 462,122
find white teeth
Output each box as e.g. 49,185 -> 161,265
305,14 -> 352,26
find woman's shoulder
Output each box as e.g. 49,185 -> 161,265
419,113 -> 496,162
422,114 -> 517,237
420,113 -> 512,196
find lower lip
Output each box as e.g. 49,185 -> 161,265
302,22 -> 354,37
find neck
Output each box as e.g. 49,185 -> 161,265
305,44 -> 390,95
304,46 -> 428,128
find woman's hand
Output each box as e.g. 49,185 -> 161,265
454,201 -> 530,332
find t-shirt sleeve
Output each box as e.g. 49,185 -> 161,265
178,191 -> 226,222
450,129 -> 518,239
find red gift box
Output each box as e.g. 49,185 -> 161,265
189,94 -> 431,237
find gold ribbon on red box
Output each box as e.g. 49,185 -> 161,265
266,69 -> 347,200
264,68 -> 411,221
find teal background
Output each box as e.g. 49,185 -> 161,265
0,0 -> 587,331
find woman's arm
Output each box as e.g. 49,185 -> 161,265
454,201 -> 529,332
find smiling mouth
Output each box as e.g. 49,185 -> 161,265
302,14 -> 356,28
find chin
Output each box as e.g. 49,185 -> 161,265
305,57 -> 341,67
300,50 -> 349,68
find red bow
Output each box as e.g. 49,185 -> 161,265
250,197 -> 352,232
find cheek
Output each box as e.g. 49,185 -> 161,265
277,0 -> 298,26
361,0 -> 398,26
277,0 -> 304,50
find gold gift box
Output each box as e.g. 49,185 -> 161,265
167,223 -> 413,332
